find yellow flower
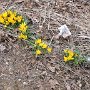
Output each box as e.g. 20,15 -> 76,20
68,50 -> 74,57
35,39 -> 42,44
16,16 -> 22,22
13,11 -> 17,16
10,14 -> 16,19
68,56 -> 74,60
19,22 -> 28,33
5,21 -> 9,25
42,43 -> 47,49
2,11 -> 8,18
7,10 -> 13,15
8,13 -> 17,21
64,56 -> 74,62
64,49 -> 68,53
64,49 -> 74,62
36,50 -> 41,55
64,49 -> 74,57
7,10 -> 16,16
8,17 -> 16,24
39,42 -> 44,47
47,47 -> 52,53
0,15 -> 4,24
64,56 -> 68,62
18,33 -> 27,40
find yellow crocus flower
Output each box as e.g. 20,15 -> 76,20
68,50 -> 74,57
64,56 -> 74,62
64,49 -> 74,57
19,22 -> 28,33
8,17 -> 16,24
5,21 -> 9,25
64,49 -> 74,62
10,14 -> 16,18
36,50 -> 41,55
0,15 -> 4,24
42,43 -> 47,49
64,56 -> 68,62
7,10 -> 13,15
35,39 -> 42,44
18,33 -> 27,40
2,11 -> 8,18
39,42 -> 44,47
64,49 -> 68,53
16,16 -> 22,22
68,56 -> 74,60
47,47 -> 52,53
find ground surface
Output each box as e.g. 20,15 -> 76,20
0,0 -> 90,90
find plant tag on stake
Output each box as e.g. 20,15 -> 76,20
86,57 -> 90,63
58,25 -> 71,38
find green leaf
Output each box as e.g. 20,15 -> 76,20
74,49 -> 80,55
28,41 -> 34,46
74,60 -> 78,65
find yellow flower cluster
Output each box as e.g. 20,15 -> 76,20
18,22 -> 28,40
0,10 -> 22,26
64,49 -> 74,62
35,39 -> 52,55
0,10 -> 28,40
0,10 -> 52,57
18,33 -> 27,40
19,22 -> 28,33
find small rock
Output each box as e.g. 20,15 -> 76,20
6,62 -> 9,65
41,71 -> 47,75
0,44 -> 6,51
47,64 -> 55,72
79,83 -> 82,87
65,83 -> 71,90
23,82 -> 28,85
18,79 -> 21,81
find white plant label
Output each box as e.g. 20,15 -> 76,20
58,25 -> 71,38
87,57 -> 90,62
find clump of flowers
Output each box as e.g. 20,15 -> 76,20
35,39 -> 52,56
19,22 -> 28,33
0,10 -> 28,40
0,10 -> 22,27
64,49 -> 86,65
18,22 -> 28,40
0,10 -> 52,57
64,49 -> 74,62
